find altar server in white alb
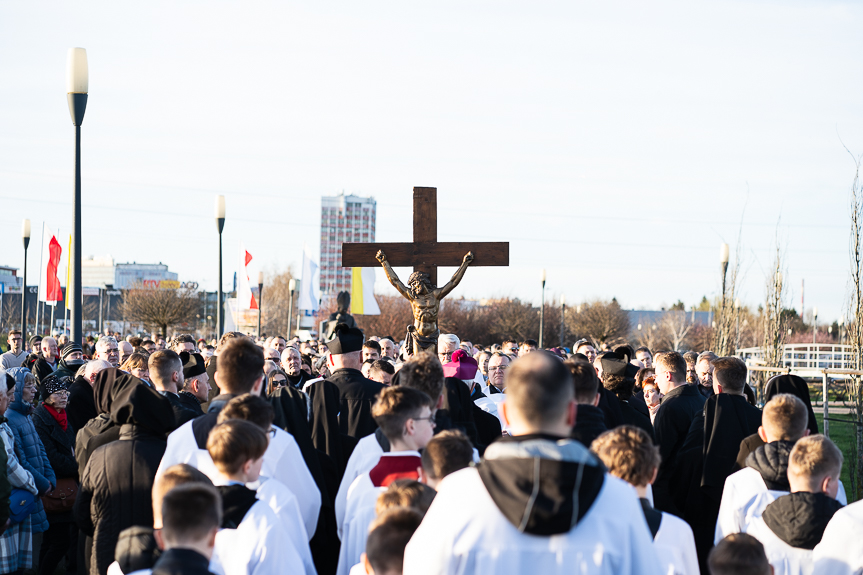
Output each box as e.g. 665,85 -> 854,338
337,386 -> 435,575
336,352 -> 446,529
403,351 -> 662,575
716,393 -> 847,542
813,498 -> 863,575
206,420 -> 308,575
744,434 -> 844,575
156,338 -> 321,536
592,425 -> 699,575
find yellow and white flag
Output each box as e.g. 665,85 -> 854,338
350,267 -> 380,315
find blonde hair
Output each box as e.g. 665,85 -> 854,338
788,434 -> 843,491
591,425 -> 660,487
762,394 -> 808,441
375,479 -> 436,516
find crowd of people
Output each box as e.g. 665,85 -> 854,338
0,324 -> 860,575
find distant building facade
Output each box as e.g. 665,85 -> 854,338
319,193 -> 376,294
0,265 -> 22,290
83,256 -> 179,289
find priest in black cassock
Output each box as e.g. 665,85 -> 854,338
673,356 -> 762,573
306,324 -> 384,472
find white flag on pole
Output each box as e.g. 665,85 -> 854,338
297,245 -> 319,312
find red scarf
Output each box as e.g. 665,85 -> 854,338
44,404 -> 68,431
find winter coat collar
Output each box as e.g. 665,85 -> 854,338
762,491 -> 844,549
217,484 -> 258,529
745,440 -> 796,491
477,435 -> 605,536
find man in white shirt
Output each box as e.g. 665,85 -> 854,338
403,351 -> 662,575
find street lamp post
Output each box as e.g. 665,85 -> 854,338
67,48 -> 88,345
539,269 -> 546,349
257,272 -> 264,339
215,195 -> 226,337
21,219 -> 30,336
560,294 -> 566,348
287,279 -> 296,339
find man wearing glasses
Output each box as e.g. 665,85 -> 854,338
486,353 -> 510,394
95,336 -> 120,367
1,330 -> 27,369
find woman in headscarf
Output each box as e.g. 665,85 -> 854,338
33,374 -> 77,575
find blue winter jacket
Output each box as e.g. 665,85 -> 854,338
7,367 -> 55,532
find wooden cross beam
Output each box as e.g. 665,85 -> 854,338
341,187 -> 509,287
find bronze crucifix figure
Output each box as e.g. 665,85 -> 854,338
341,186 -> 509,356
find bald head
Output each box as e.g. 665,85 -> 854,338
502,351 -> 575,436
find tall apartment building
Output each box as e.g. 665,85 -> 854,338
319,193 -> 376,294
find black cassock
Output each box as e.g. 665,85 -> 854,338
673,393 -> 762,574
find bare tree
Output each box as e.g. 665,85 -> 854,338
121,284 -> 201,337
661,310 -> 694,351
846,151 -> 863,500
713,242 -> 741,356
258,267 -> 297,338
762,241 -> 787,369
568,298 -> 631,349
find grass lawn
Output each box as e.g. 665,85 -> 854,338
814,412 -> 858,502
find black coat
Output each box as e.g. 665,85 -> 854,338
67,376 -> 97,432
619,399 -> 655,443
571,404 -> 608,448
325,368 -> 385,439
152,548 -> 216,575
160,391 -> 200,428
443,378 -> 479,447
75,386 -> 175,575
33,405 -> 78,522
653,384 -> 705,516
176,391 -> 205,416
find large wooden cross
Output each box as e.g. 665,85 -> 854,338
341,187 -> 509,287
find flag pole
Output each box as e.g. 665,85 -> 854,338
35,222 -> 45,337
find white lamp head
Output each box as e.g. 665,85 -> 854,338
561,294 -> 565,306
541,269 -> 546,283
813,307 -> 818,318
289,279 -> 297,292
66,48 -> 89,94
719,243 -> 730,265
22,219 -> 31,240
735,298 -> 740,309
258,271 -> 264,285
215,195 -> 226,219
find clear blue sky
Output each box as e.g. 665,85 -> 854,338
1,1 -> 860,322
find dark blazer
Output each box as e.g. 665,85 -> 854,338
67,376 -> 97,432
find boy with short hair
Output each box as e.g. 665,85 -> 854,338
150,484 -> 222,575
709,533 -> 773,575
338,386 -> 436,575
743,435 -> 844,575
361,508 -> 424,575
592,425 -> 699,575
375,479 -> 436,517
715,394 -> 848,541
206,420 -> 306,575
419,429 -> 473,490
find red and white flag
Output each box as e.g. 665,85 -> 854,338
39,226 -> 63,303
237,243 -> 258,311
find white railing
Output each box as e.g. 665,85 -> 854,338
737,344 -> 854,375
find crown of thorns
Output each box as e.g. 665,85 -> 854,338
408,271 -> 431,285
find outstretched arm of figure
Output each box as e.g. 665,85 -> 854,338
376,250 -> 411,299
438,252 -> 474,299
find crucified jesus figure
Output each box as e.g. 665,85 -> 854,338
375,249 -> 474,356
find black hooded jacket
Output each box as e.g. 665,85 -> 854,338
477,435 -> 605,535
745,440 -> 796,492
114,526 -> 160,574
762,492 -> 843,550
75,369 -> 145,476
75,384 -> 176,575
764,375 -> 819,436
